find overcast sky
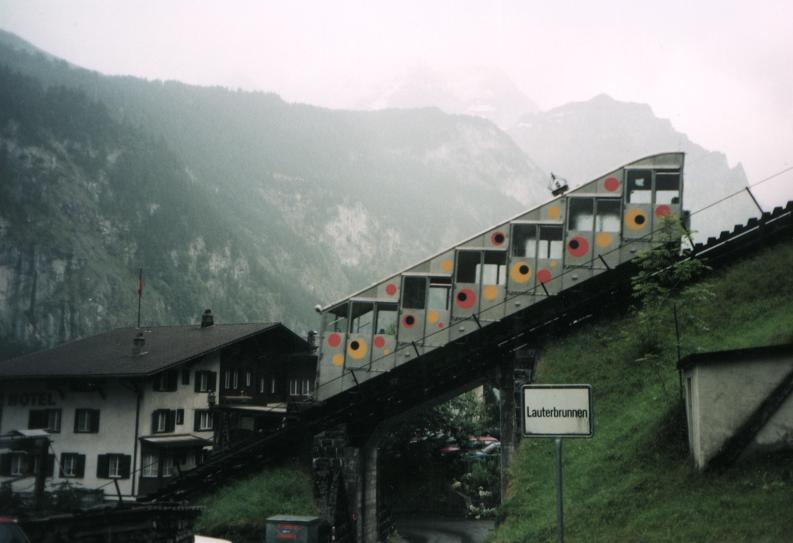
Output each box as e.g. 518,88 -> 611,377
1,0 -> 791,202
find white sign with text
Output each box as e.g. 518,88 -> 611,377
522,385 -> 593,437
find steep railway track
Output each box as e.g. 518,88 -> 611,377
147,200 -> 793,503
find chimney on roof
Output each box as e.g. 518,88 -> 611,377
307,330 -> 318,352
201,309 -> 214,328
132,332 -> 147,356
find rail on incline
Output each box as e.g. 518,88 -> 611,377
147,195 -> 793,503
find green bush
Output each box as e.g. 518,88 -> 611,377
194,464 -> 318,541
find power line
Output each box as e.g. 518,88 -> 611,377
690,163 -> 793,218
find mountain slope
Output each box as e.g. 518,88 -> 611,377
0,67 -> 316,358
357,65 -> 539,129
509,94 -> 757,239
0,31 -> 548,354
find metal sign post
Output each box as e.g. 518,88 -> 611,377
522,385 -> 593,543
555,438 -> 564,543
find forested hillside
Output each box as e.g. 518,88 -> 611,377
0,31 -> 547,355
0,67 -> 303,357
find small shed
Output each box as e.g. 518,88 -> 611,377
678,343 -> 793,470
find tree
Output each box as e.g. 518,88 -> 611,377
629,216 -> 713,373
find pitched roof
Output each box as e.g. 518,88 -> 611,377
677,342 -> 793,371
0,323 -> 299,379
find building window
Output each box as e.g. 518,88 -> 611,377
161,455 -> 175,478
29,409 -> 61,433
97,454 -> 131,479
245,370 -> 252,387
153,370 -> 178,392
176,409 -> 184,425
74,409 -> 100,433
301,378 -> 312,396
60,453 -> 85,478
195,370 -> 217,392
289,379 -> 300,396
224,370 -> 230,390
194,409 -> 213,431
108,456 -> 122,478
259,376 -> 266,394
152,409 -> 175,434
142,452 -> 159,478
232,370 -> 239,389
270,378 -> 277,394
10,453 -> 26,476
30,454 -> 54,478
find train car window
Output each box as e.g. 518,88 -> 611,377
595,199 -> 621,231
568,199 -> 594,231
350,302 -> 374,333
478,251 -> 507,285
456,251 -> 480,283
626,170 -> 653,203
326,303 -> 349,333
655,171 -> 681,205
428,277 -> 452,309
375,303 -> 398,335
511,224 -> 537,258
402,276 -> 427,309
538,226 -> 563,259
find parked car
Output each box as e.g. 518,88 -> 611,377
463,441 -> 501,462
438,443 -> 462,456
465,435 -> 499,449
0,517 -> 30,543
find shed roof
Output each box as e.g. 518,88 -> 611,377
0,323 -> 307,379
677,342 -> 793,371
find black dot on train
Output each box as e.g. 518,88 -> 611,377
519,265 -> 529,275
458,292 -> 468,302
350,340 -> 360,350
635,215 -> 646,225
569,239 -> 579,250
493,233 -> 505,244
405,315 -> 415,325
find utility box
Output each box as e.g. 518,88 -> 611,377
265,515 -> 321,543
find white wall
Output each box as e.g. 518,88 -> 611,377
136,353 -> 219,482
0,380 -> 138,497
0,352 -> 220,498
683,353 -> 793,469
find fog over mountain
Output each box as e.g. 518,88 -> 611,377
0,29 -> 759,358
508,94 -> 758,238
357,65 -> 539,129
0,31 -> 547,356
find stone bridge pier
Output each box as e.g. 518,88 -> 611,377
312,425 -> 391,543
312,348 -> 536,542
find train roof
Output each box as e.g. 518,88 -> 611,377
319,151 -> 685,311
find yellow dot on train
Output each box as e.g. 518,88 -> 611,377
427,310 -> 439,323
384,349 -> 391,355
510,262 -> 531,283
483,285 -> 498,300
596,232 -> 613,247
347,340 -> 368,359
550,260 -> 558,268
547,207 -> 561,220
625,208 -> 648,230
332,354 -> 344,367
440,259 -> 453,273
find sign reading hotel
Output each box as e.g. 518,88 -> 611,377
522,385 -> 593,438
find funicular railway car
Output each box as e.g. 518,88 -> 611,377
315,153 -> 685,400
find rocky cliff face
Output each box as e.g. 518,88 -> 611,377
0,35 -> 548,356
509,94 -> 757,239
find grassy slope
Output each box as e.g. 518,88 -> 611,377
193,464 -> 318,541
493,240 -> 793,543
